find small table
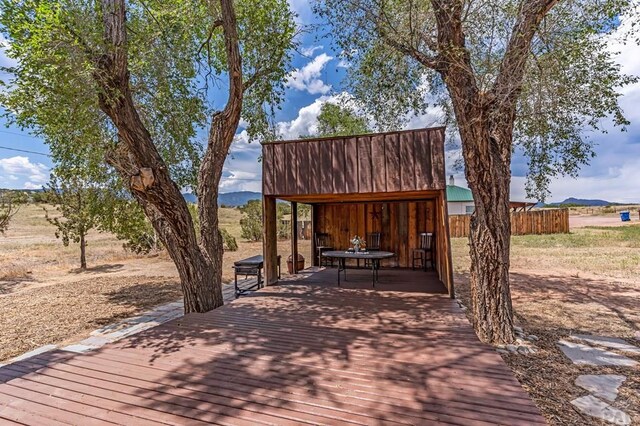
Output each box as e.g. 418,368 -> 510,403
233,255 -> 281,298
322,250 -> 395,287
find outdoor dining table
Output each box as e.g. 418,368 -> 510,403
321,250 -> 395,287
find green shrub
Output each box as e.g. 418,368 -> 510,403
240,200 -> 263,241
221,228 -> 238,251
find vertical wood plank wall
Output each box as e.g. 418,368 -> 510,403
263,128 -> 446,197
313,200 -> 436,268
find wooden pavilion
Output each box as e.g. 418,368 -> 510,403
261,127 -> 454,296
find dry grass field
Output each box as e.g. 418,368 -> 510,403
0,204 -> 308,362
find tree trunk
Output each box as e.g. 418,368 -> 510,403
95,0 -> 219,313
80,232 -> 87,269
465,146 -> 515,344
459,117 -> 516,344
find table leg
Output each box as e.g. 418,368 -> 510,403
371,259 -> 376,287
343,258 -> 347,281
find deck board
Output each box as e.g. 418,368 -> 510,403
0,269 -> 545,425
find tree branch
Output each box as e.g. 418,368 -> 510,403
197,19 -> 223,56
492,0 -> 559,110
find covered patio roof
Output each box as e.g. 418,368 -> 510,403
261,127 -> 454,296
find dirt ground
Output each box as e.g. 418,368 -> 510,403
0,204 -> 310,362
571,214 -> 640,228
452,222 -> 640,425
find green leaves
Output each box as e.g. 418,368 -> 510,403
0,0 -> 295,187
315,0 -> 639,200
315,102 -> 370,137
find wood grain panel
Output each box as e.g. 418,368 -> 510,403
400,132 -> 415,191
313,200 -> 437,268
319,142 -> 332,194
371,135 -> 386,192
309,141 -> 321,194
273,144 -> 286,195
384,134 -> 401,192
414,130 -> 433,190
262,144 -> 274,194
263,127 -> 446,196
331,140 -> 345,194
397,202 -> 408,267
285,143 -> 296,195
344,137 -> 359,193
296,142 -> 308,194
430,129 -> 446,189
357,136 -> 372,193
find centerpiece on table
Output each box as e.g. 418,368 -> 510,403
350,235 -> 366,252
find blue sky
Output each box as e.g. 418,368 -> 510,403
1,2 -> 639,203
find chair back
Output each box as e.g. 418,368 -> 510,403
315,232 -> 331,247
366,232 -> 381,250
418,232 -> 434,250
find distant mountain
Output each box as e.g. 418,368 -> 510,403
219,191 -> 261,206
182,191 -> 261,207
549,197 -> 620,207
182,192 -> 198,203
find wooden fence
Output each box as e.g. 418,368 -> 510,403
449,208 -> 569,238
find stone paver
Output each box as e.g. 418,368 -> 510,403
61,344 -> 95,353
9,345 -> 57,363
575,375 -> 626,402
571,334 -> 640,354
558,340 -> 638,367
571,395 -> 631,425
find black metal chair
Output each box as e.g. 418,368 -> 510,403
412,232 -> 434,271
315,232 -> 334,267
366,232 -> 381,251
364,232 -> 381,268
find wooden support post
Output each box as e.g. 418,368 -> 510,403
263,195 -> 278,286
438,193 -> 455,298
291,202 -> 299,274
311,204 -> 317,267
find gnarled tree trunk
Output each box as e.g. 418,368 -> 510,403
460,121 -> 515,344
94,0 -> 242,313
428,0 -> 558,344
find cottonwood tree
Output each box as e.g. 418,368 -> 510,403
1,0 -> 295,312
316,0 -> 639,343
316,102 -> 370,137
0,191 -> 19,234
43,175 -> 103,269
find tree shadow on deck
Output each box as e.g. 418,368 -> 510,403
0,270 -> 542,424
107,277 -> 541,424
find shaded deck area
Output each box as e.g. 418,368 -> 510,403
0,269 -> 544,425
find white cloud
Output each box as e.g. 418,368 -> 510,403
337,59 -> 351,69
287,0 -> 314,25
0,156 -> 49,188
300,45 -> 323,57
23,181 -> 44,190
286,53 -> 333,95
0,34 -> 18,69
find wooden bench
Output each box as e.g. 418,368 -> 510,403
233,255 -> 281,298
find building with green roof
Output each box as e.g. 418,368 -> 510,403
446,176 -> 475,215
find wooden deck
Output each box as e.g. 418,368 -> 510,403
0,269 -> 545,425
